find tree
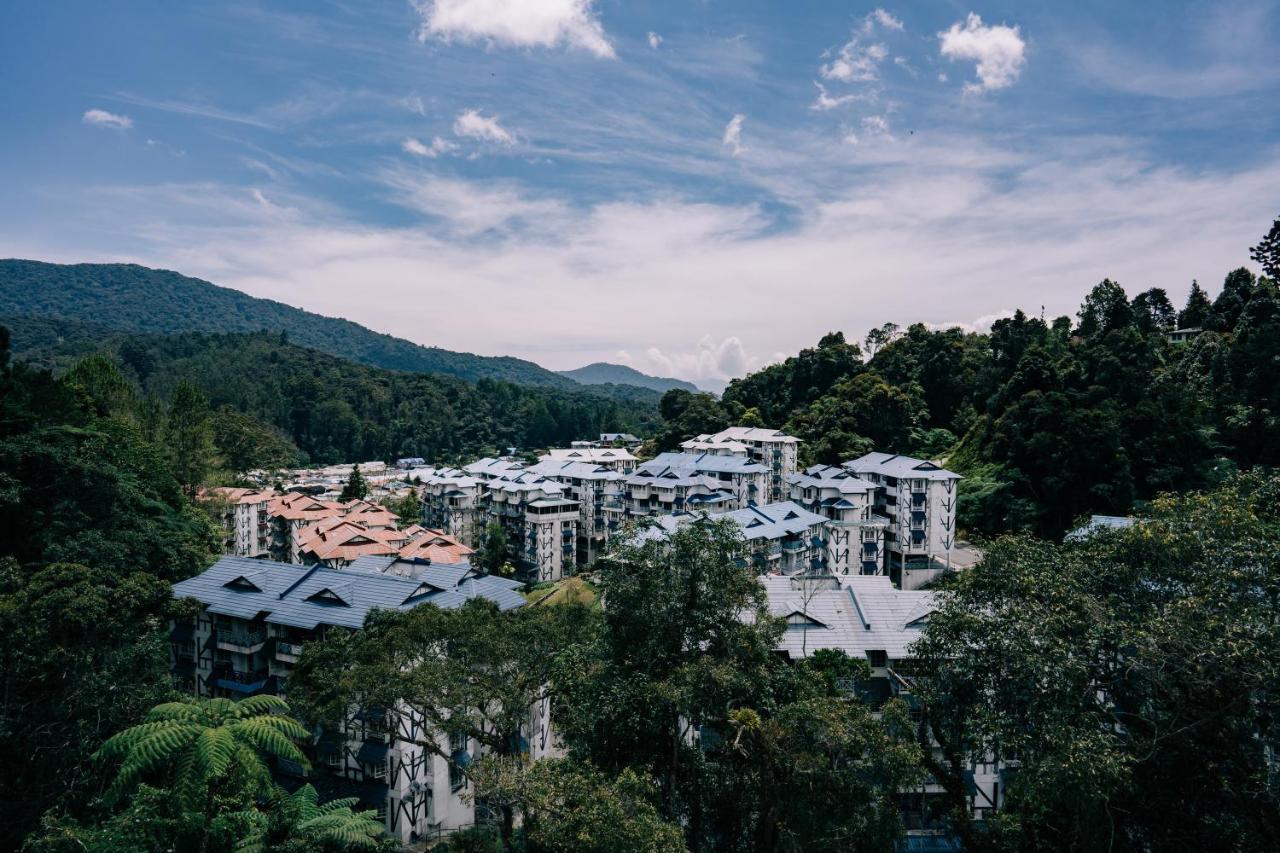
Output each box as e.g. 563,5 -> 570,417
167,380 -> 218,496
1178,279 -> 1214,329
288,600 -> 593,852
1212,267 -> 1257,331
1130,287 -> 1176,334
477,521 -> 510,575
911,474 -> 1280,851
95,695 -> 311,852
468,758 -> 685,853
338,465 -> 368,501
1249,214 -> 1280,279
1076,279 -> 1132,339
232,784 -> 390,853
382,489 -> 422,525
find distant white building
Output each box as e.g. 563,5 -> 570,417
788,465 -> 889,577
541,446 -> 638,472
485,472 -> 579,583
205,487 -> 277,557
527,459 -> 628,565
710,501 -> 828,575
682,427 -> 800,502
842,453 -> 961,590
417,468 -> 485,547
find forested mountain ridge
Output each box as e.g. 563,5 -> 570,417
0,259 -> 587,390
558,361 -> 700,393
655,239 -> 1280,538
27,330 -> 661,466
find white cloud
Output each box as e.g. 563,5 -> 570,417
870,9 -> 904,32
453,109 -> 516,144
810,82 -> 864,111
862,115 -> 892,138
619,335 -> 778,388
402,136 -> 457,158
938,13 -> 1026,93
415,0 -> 615,58
647,31 -> 662,49
722,114 -> 746,156
82,109 -> 132,130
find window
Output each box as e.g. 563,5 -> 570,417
324,751 -> 345,769
449,761 -> 465,791
867,650 -> 888,668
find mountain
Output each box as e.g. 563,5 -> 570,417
23,329 -> 661,465
0,259 -> 583,389
559,362 -> 699,393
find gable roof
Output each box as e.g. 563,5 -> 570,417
843,452 -> 961,482
173,555 -> 525,630
711,501 -> 827,541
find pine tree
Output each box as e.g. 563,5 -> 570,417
1250,215 -> 1280,279
1178,280 -> 1214,329
339,465 -> 368,501
166,381 -> 218,496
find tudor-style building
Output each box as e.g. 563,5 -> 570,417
169,555 -> 527,845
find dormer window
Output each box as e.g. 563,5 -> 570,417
223,574 -> 263,592
306,587 -> 351,606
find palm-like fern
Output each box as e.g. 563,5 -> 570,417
95,694 -> 311,810
234,784 -> 386,852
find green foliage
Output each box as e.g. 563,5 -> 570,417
233,784 -> 391,853
210,406 -> 301,473
166,380 -> 219,496
469,757 -> 685,852
338,466 -> 368,502
34,331 -> 658,464
911,474 -> 1280,851
1250,214 -> 1280,279
477,521 -> 510,574
0,259 -> 585,389
656,389 -> 732,451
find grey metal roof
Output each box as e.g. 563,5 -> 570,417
526,460 -> 628,481
710,501 -> 827,541
843,452 -> 961,482
172,556 -> 524,630
642,452 -> 768,476
762,573 -> 936,660
788,464 -> 879,494
1064,514 -> 1137,542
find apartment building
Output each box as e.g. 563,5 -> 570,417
682,427 -> 800,502
842,453 -> 961,591
711,501 -> 829,575
788,465 -> 889,577
760,572 -> 1003,837
527,459 -> 628,565
206,487 -> 277,557
170,555 -> 526,845
416,468 -> 485,548
541,446 -> 638,472
630,452 -> 769,512
485,472 -> 579,583
266,493 -> 349,563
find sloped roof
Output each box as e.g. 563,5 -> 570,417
761,573 -> 936,660
398,529 -> 475,563
711,501 -> 826,540
1064,514 -> 1137,542
526,459 -> 628,481
644,451 -> 768,476
787,464 -> 878,494
543,448 -> 638,464
267,492 -> 347,522
173,555 -> 524,630
843,452 -> 961,482
296,520 -> 405,563
691,427 -> 800,445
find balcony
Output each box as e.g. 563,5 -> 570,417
275,641 -> 304,662
211,665 -> 271,694
215,627 -> 267,653
781,540 -> 806,553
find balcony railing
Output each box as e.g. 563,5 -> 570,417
216,628 -> 267,650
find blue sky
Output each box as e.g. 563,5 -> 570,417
2,1 -> 1279,387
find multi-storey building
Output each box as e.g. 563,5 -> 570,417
541,447 -> 638,472
630,452 -> 769,512
417,468 -> 485,547
485,472 -> 579,583
788,465 -> 889,577
266,493 -> 348,563
206,487 -> 277,557
842,453 -> 961,590
623,464 -> 737,518
711,501 -> 829,575
170,555 -> 526,845
760,571 -> 1003,836
682,427 -> 800,503
527,459 -> 628,565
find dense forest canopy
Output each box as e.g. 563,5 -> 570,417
26,330 -> 662,468
656,255 -> 1279,538
0,259 -> 599,390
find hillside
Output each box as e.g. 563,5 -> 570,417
558,361 -> 699,393
26,330 -> 661,465
0,259 -> 583,389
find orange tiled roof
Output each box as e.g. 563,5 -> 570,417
267,492 -> 346,522
397,528 -> 475,564
204,487 -> 277,506
297,520 -> 407,564
342,499 -> 400,529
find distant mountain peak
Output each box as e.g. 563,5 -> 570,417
558,362 -> 699,394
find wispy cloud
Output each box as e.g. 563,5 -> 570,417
106,92 -> 277,129
647,31 -> 662,49
453,109 -> 516,144
82,109 -> 132,130
722,114 -> 746,156
402,136 -> 456,158
938,13 -> 1027,94
414,0 -> 615,59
